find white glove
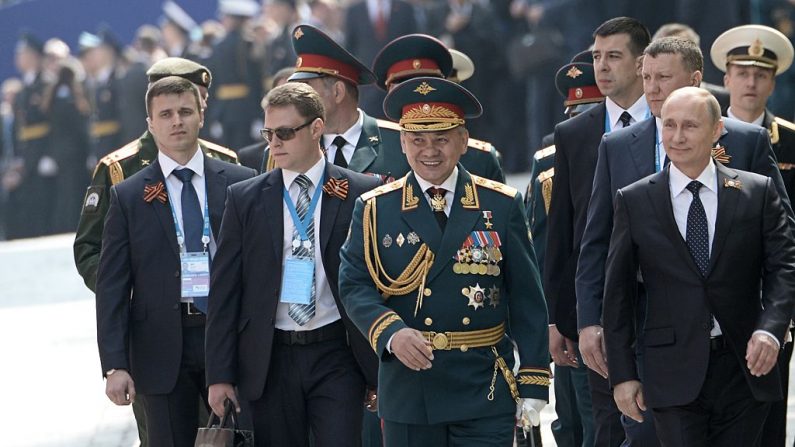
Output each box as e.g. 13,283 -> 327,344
515,398 -> 546,428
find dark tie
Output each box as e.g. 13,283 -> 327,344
619,111 -> 633,128
173,168 -> 207,313
288,174 -> 316,326
427,187 -> 448,230
685,181 -> 709,276
332,135 -> 348,168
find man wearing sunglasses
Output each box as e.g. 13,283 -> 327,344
205,82 -> 381,446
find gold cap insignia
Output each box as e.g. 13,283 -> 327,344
566,66 -> 583,79
421,103 -> 432,114
295,56 -> 303,68
575,88 -> 583,99
413,59 -> 422,69
294,27 -> 304,40
414,81 -> 436,96
749,38 -> 764,57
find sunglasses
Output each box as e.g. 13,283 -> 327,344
260,119 -> 315,142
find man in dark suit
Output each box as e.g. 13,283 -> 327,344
603,87 -> 795,445
96,77 -> 255,447
577,36 -> 794,446
544,17 -> 650,447
344,0 -> 418,118
205,82 -> 380,447
711,23 -> 795,447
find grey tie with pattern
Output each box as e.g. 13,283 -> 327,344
288,174 -> 316,325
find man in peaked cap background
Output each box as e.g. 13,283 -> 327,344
371,33 -> 505,183
340,76 -> 549,446
161,0 -> 198,58
711,23 -> 795,446
525,54 -> 604,447
73,57 -> 239,447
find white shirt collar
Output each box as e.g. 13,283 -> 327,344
414,166 -> 459,195
159,147 -> 204,179
282,156 -> 326,190
727,107 -> 765,127
323,109 -> 363,151
669,159 -> 718,197
605,95 -> 648,130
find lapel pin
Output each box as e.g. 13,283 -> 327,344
322,177 -> 349,200
143,181 -> 167,204
396,233 -> 405,247
712,145 -> 732,165
407,231 -> 420,245
723,178 -> 742,190
382,233 -> 393,248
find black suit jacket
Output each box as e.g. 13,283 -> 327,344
205,162 -> 381,400
577,117 -> 794,330
237,140 -> 268,173
96,156 -> 256,394
543,102 -> 606,340
603,163 -> 795,408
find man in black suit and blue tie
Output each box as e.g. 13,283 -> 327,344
95,76 -> 256,446
603,87 -> 795,445
205,82 -> 380,446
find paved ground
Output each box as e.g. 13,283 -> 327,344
2,222 -> 793,446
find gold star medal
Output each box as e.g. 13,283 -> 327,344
463,283 -> 486,310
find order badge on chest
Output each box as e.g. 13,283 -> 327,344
453,230 -> 503,276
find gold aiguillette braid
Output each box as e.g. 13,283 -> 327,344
363,198 -> 434,316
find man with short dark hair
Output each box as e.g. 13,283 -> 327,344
96,76 -> 255,447
205,82 -> 380,446
604,86 -> 795,446
545,16 -> 650,446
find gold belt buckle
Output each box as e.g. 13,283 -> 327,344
430,331 -> 452,350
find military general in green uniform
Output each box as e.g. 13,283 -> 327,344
339,77 -> 549,446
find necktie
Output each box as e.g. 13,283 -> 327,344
173,168 -> 208,313
288,174 -> 316,326
332,135 -> 348,168
619,111 -> 633,128
427,187 -> 447,230
685,181 -> 709,276
172,168 -> 203,253
374,0 -> 387,40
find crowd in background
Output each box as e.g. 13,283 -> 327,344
3,0 -> 795,240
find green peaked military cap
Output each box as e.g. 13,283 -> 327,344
372,34 -> 453,91
555,62 -> 603,114
289,24 -> 375,85
146,57 -> 212,88
569,49 -> 593,64
383,76 -> 482,132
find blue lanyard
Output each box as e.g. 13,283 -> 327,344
164,174 -> 211,253
654,128 -> 662,173
283,171 -> 325,242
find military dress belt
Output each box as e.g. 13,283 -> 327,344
216,84 -> 250,100
422,322 -> 505,352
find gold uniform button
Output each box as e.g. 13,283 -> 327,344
424,318 -> 433,326
460,344 -> 469,352
462,317 -> 471,325
423,288 -> 432,297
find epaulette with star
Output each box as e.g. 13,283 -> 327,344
360,176 -> 406,201
200,138 -> 238,161
467,137 -> 494,153
96,140 -> 141,184
533,145 -> 556,161
471,175 -> 518,197
375,118 -> 401,131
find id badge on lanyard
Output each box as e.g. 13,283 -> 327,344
165,177 -> 212,299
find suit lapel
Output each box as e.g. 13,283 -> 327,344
203,157 -> 227,239
426,169 -> 480,283
347,113 -> 381,173
707,164 -> 741,275
647,167 -> 703,277
319,163 -> 343,257
262,170 -> 285,260
629,118 -> 657,179
143,161 -> 180,256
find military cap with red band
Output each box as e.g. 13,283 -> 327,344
555,62 -> 603,109
383,77 -> 481,132
372,34 -> 453,91
288,24 -> 375,85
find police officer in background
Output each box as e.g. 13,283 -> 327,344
711,24 -> 795,447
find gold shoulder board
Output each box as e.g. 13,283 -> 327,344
534,145 -> 556,160
376,119 -> 402,131
361,176 -> 406,201
537,167 -> 555,182
774,117 -> 795,133
471,175 -> 518,197
200,138 -> 238,160
100,140 -> 140,167
467,138 -> 493,152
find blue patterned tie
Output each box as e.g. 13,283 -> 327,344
288,174 -> 316,325
173,168 -> 208,313
685,181 -> 709,276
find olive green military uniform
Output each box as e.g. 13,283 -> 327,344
73,131 -> 238,291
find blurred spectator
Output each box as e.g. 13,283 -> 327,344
306,0 -> 345,43
345,0 -> 418,118
0,77 -> 22,240
757,0 -> 795,119
190,20 -> 226,65
79,28 -> 123,158
160,0 -> 199,57
133,25 -> 168,66
260,0 -> 300,79
41,56 -> 91,233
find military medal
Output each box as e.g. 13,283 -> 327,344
482,210 -> 493,229
407,232 -> 420,245
382,234 -> 392,248
463,283 -> 486,310
396,233 -> 405,247
488,286 -> 501,307
430,192 -> 446,212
